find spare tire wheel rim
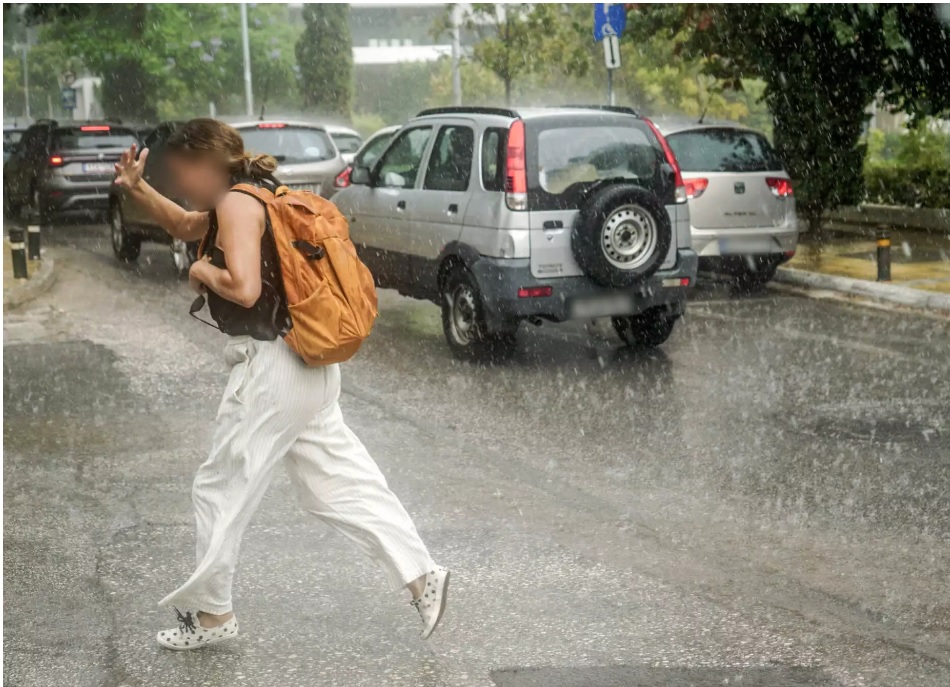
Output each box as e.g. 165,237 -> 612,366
601,204 -> 658,270
111,207 -> 124,251
450,284 -> 478,345
172,239 -> 189,272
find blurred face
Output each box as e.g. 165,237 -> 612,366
166,153 -> 231,211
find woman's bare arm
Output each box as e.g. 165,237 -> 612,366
189,192 -> 265,308
114,145 -> 209,242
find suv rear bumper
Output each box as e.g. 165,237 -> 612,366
472,249 -> 698,326
42,180 -> 112,217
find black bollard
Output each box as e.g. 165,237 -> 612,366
27,224 -> 41,261
876,228 -> 891,282
9,227 -> 29,280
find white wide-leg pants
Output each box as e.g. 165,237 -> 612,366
159,336 -> 436,614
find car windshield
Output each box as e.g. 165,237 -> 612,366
537,125 -> 660,195
667,128 -> 784,173
331,133 -> 362,154
240,126 -> 336,164
53,129 -> 138,150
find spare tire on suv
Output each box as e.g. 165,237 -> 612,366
571,183 -> 672,288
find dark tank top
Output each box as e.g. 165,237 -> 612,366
205,179 -> 292,340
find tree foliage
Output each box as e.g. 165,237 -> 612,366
295,3 -> 353,119
630,3 -> 950,229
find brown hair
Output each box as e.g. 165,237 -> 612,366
165,118 -> 277,181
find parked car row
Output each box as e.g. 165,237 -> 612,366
2,108 -> 798,360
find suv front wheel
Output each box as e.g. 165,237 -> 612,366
613,308 -> 677,348
441,266 -> 516,363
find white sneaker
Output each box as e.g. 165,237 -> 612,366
411,566 -> 450,640
156,608 -> 239,650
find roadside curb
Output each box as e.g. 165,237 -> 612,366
3,255 -> 57,312
774,266 -> 950,315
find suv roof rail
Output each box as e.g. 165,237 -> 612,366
555,105 -> 641,117
414,106 -> 520,119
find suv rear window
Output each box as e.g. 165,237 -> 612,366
240,126 -> 336,164
53,128 -> 138,150
528,119 -> 667,210
666,128 -> 783,173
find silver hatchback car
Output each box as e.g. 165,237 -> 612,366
656,119 -> 798,287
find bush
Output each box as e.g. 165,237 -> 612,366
863,125 -> 950,208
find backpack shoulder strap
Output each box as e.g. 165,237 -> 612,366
230,182 -> 275,205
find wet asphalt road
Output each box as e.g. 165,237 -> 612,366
3,222 -> 949,687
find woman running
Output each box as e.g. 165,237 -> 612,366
113,118 -> 448,650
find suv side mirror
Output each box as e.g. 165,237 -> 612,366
350,165 -> 372,186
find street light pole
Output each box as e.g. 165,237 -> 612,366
451,4 -> 462,106
240,2 -> 254,117
22,43 -> 31,121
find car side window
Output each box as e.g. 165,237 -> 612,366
376,127 -> 432,189
423,125 -> 474,192
481,128 -> 506,192
356,133 -> 394,170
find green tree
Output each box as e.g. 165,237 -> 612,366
295,3 -> 353,118
630,4 -> 950,232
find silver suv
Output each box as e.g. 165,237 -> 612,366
656,119 -> 798,287
333,106 -> 698,361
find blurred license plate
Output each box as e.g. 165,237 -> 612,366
570,293 -> 633,319
83,162 -> 113,174
290,183 -> 321,195
719,238 -> 772,254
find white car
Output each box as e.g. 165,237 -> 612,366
323,124 -> 362,165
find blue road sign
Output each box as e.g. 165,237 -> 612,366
594,3 -> 627,41
61,87 -> 77,111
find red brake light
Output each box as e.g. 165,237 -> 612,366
766,177 -> 793,197
505,119 -> 527,211
257,122 -> 287,129
49,155 -> 64,167
334,166 -> 352,189
643,118 -> 686,204
683,177 -> 708,199
517,285 -> 552,298
80,125 -> 110,132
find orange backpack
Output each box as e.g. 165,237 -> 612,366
199,183 -> 378,366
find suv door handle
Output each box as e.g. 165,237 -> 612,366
396,200 -> 406,211
447,203 -> 458,214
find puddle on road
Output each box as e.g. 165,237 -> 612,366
491,665 -> 834,687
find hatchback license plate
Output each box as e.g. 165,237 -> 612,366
83,162 -> 113,174
570,293 -> 634,319
719,238 -> 772,255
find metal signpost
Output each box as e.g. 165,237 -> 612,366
593,3 -> 627,106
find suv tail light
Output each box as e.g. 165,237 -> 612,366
334,166 -> 352,189
643,118 -> 687,204
766,177 -> 793,197
49,155 -> 64,167
505,119 -> 527,211
683,177 -> 708,199
258,122 -> 287,129
80,125 -> 110,132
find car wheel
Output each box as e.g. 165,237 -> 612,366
110,204 -> 141,262
441,266 -> 516,363
572,184 -> 672,288
171,238 -> 197,275
613,308 -> 677,348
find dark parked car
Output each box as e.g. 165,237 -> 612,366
3,126 -> 27,164
3,119 -> 138,220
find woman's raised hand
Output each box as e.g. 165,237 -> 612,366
114,143 -> 149,190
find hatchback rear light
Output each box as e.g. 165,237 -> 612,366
80,125 -> 110,132
257,122 -> 287,129
505,119 -> 527,211
766,177 -> 793,197
49,155 -> 64,167
517,285 -> 552,298
643,118 -> 687,204
683,177 -> 708,199
334,166 -> 352,189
